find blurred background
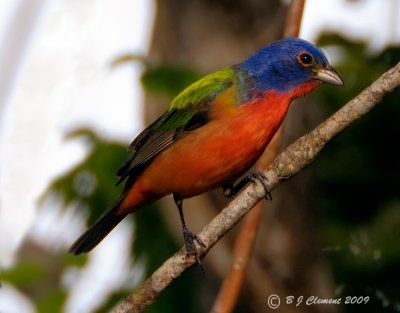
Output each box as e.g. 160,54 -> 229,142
0,0 -> 400,312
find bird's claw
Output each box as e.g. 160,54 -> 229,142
183,229 -> 206,254
248,171 -> 272,200
183,228 -> 206,273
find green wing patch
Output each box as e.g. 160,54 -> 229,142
169,67 -> 234,111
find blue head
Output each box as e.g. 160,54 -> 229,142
238,38 -> 343,94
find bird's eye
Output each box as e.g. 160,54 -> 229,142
298,53 -> 314,66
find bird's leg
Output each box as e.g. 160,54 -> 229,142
173,194 -> 206,267
223,170 -> 272,200
223,179 -> 250,198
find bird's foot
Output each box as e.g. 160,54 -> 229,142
248,170 -> 272,200
183,228 -> 206,273
183,228 -> 206,255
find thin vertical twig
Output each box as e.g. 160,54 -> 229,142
283,0 -> 306,38
209,1 -> 306,312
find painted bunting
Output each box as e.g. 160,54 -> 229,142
70,38 -> 343,258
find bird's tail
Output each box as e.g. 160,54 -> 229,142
69,198 -> 127,255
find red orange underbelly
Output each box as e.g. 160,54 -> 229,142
129,94 -> 292,205
141,120 -> 266,198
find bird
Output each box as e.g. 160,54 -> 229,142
69,38 -> 343,260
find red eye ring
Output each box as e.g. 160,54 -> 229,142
297,52 -> 314,67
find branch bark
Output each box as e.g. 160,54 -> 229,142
111,62 -> 400,313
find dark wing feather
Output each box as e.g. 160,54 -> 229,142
116,108 -> 210,185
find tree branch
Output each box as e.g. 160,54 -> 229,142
111,62 -> 400,313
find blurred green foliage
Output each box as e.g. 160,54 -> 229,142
0,257 -> 68,313
48,129 -> 128,224
312,34 -> 400,312
1,261 -> 45,286
141,65 -> 200,97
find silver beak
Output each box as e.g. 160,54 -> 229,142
313,66 -> 344,86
